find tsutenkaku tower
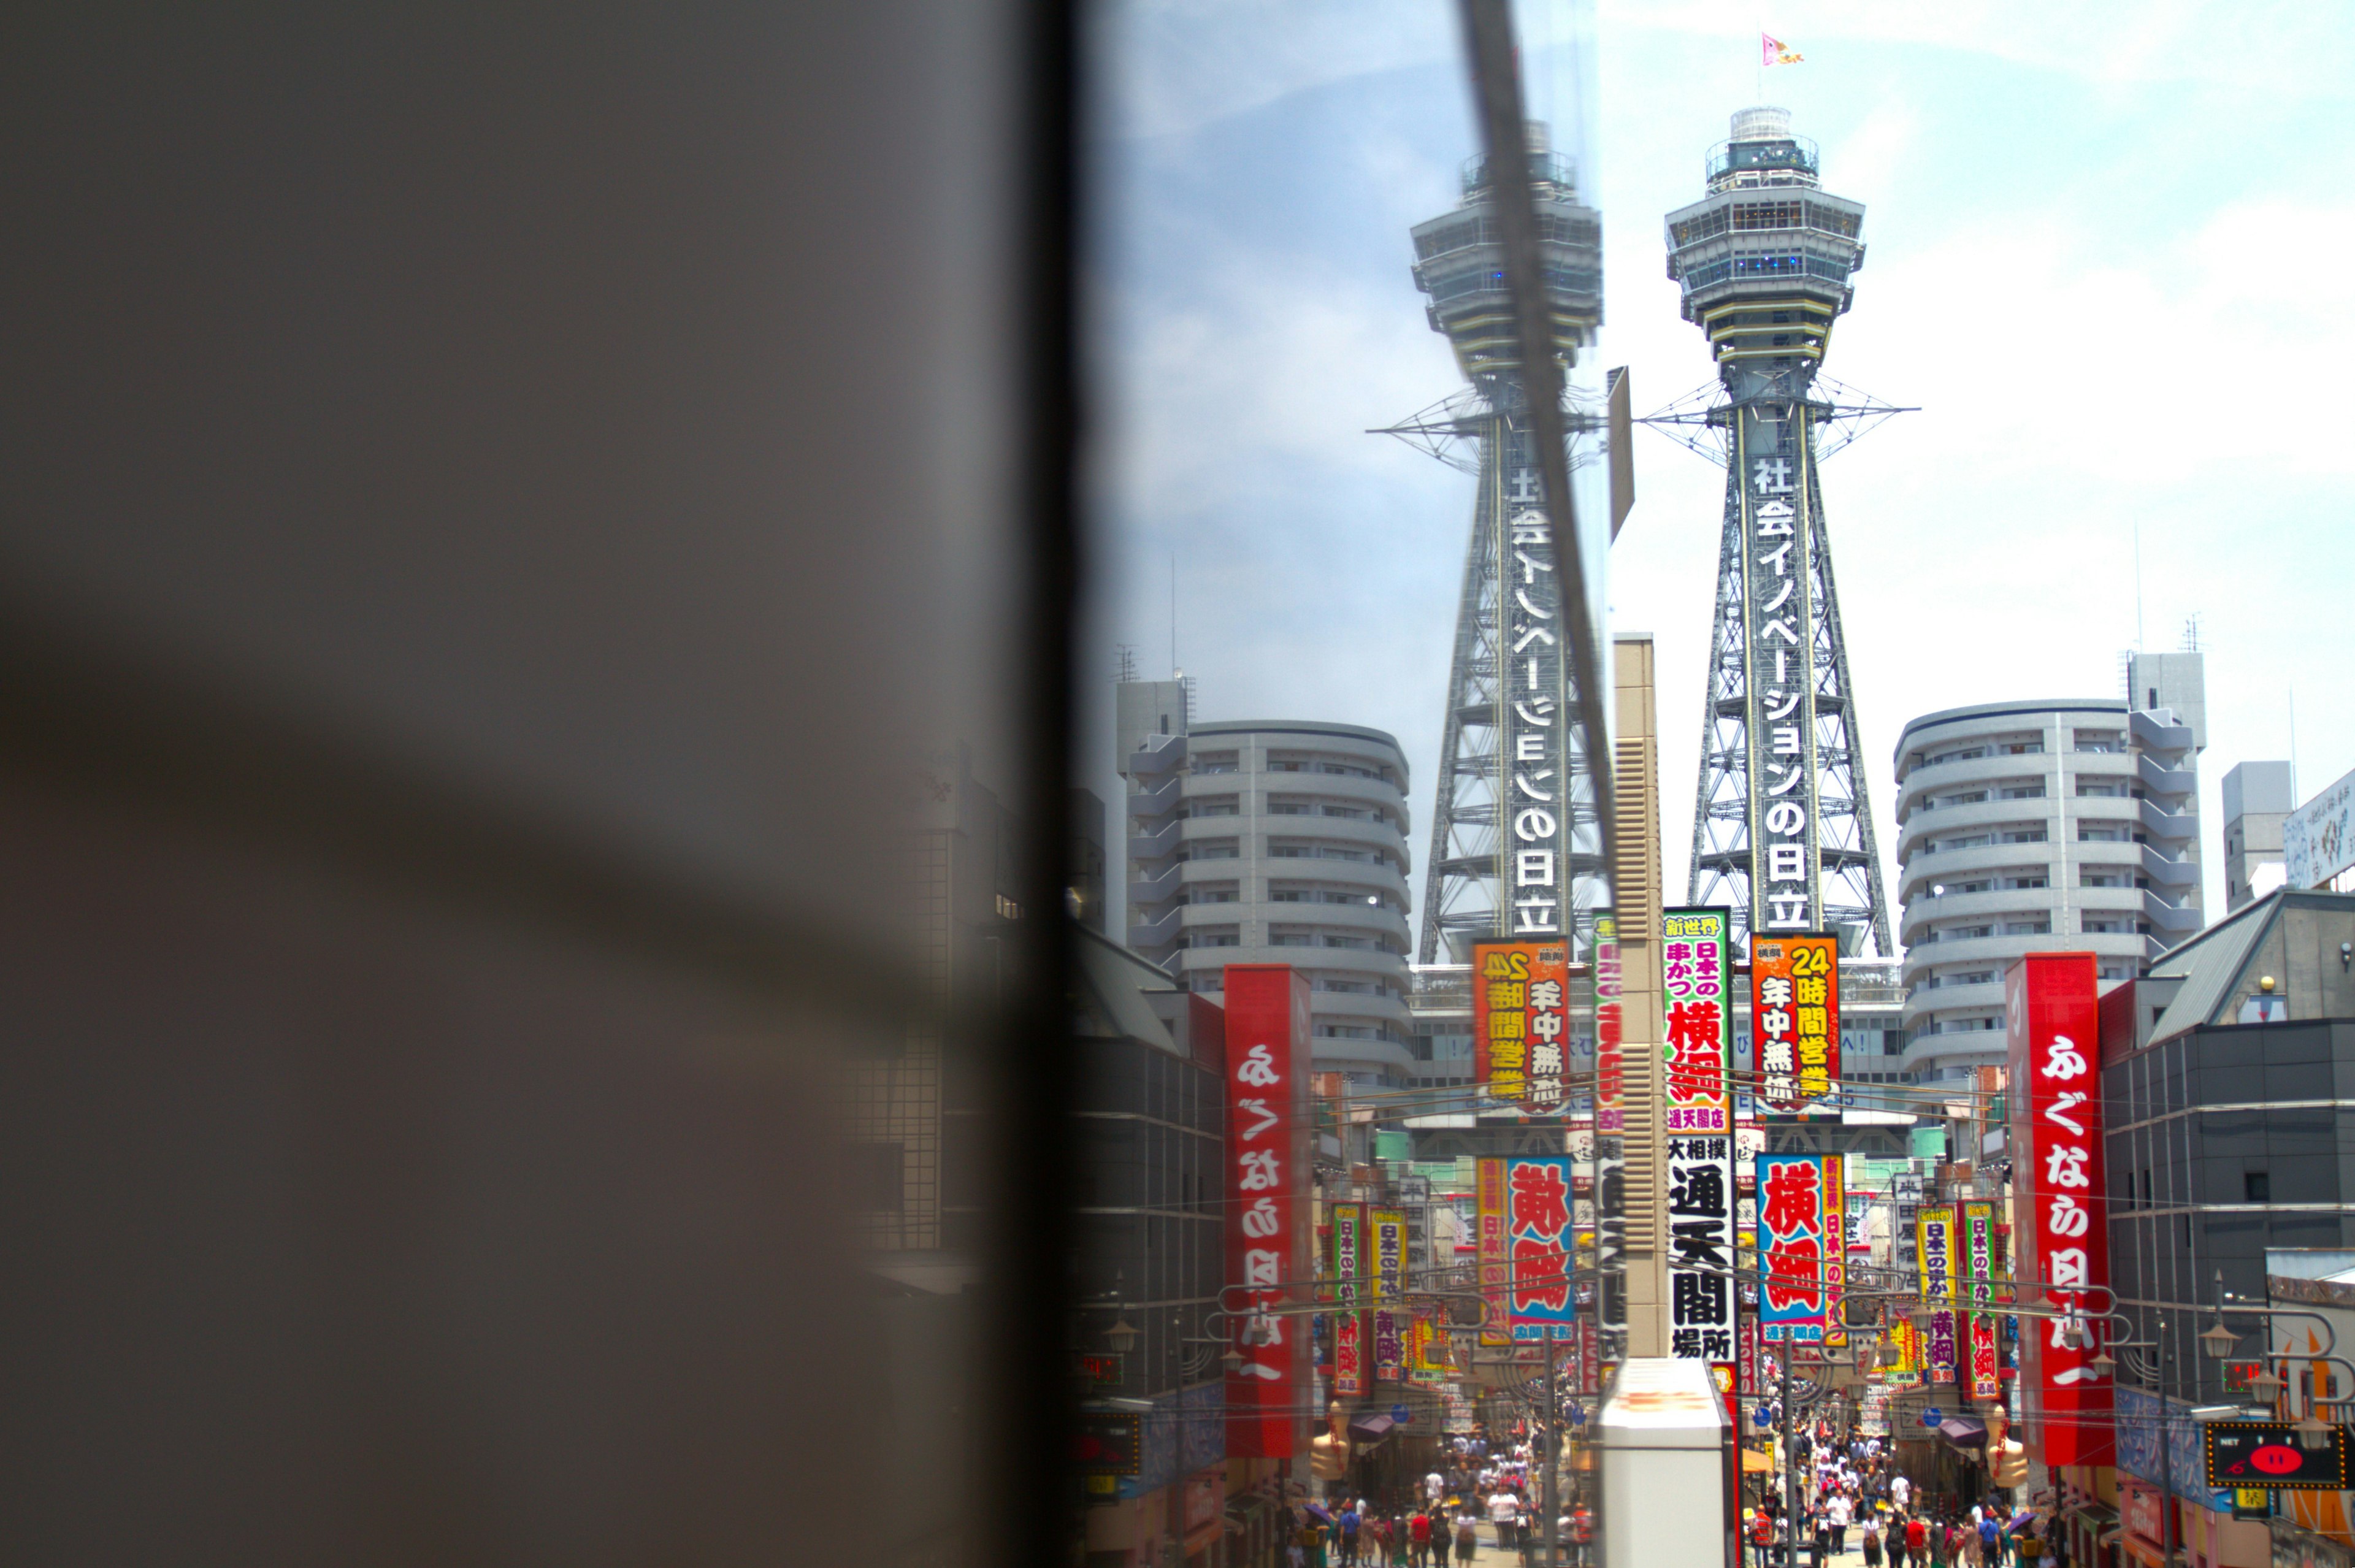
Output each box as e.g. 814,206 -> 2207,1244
1665,106 -> 1892,957
1398,123 -> 1604,963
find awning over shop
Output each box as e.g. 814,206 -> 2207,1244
1936,1417 -> 1988,1448
1741,1448 -> 1775,1474
1349,1413 -> 1397,1444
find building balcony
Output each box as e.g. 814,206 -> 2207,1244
1128,819 -> 1181,864
2137,753 -> 2198,797
2139,798 -> 2198,841
1126,774 -> 1182,820
1222,855 -> 1411,906
2140,844 -> 2199,889
2129,708 -> 2196,754
1894,841 -> 2062,904
1897,887 -> 2056,947
1894,748 -> 2062,799
1260,900 -> 1412,945
1123,732 -> 1187,778
1900,976 -> 2008,1022
1894,798 -> 2065,860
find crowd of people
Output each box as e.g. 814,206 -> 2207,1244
1287,1423 -> 1593,1567
1741,1420 -> 2064,1568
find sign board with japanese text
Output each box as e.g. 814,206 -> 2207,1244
1498,456 -> 1576,941
1964,1200 -> 2000,1402
1748,933 -> 1839,1113
1592,912 -> 1628,1361
1372,1207 -> 1407,1380
1664,909 -> 1737,1366
1918,1206 -> 1959,1386
1756,1153 -> 1831,1341
1477,1158 -> 1511,1345
1331,1203 -> 1367,1399
2007,952 -> 2113,1467
2285,763 -> 2355,890
1737,436 -> 1823,935
1077,1412 -> 1142,1477
1473,939 -> 1572,1112
1505,1156 -> 1576,1339
1221,965 -> 1312,1459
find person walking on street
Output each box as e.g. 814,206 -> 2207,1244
1408,1507 -> 1430,1568
1907,1512 -> 1929,1568
1887,1513 -> 1909,1568
1863,1523 -> 1883,1568
1750,1505 -> 1776,1568
1338,1502 -> 1361,1568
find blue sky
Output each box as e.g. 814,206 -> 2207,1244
1081,1 -> 2355,936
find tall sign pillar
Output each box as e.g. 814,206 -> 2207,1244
1222,965 -> 1314,1461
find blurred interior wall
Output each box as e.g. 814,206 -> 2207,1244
0,4 -> 1068,1562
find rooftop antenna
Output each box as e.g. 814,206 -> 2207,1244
2290,685 -> 2300,801
2133,520 -> 2144,652
1115,644 -> 1138,684
2181,613 -> 2201,652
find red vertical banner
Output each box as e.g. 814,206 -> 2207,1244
1223,965 -> 1312,1459
2006,952 -> 2113,1467
1477,1158 -> 1510,1345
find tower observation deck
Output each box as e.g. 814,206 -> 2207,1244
1665,105 -> 1893,971
1397,123 -> 1606,973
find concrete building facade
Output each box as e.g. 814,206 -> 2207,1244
1894,693 -> 2204,1082
2223,760 -> 2296,911
1118,681 -> 1416,1085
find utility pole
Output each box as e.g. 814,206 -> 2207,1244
1780,1348 -> 1799,1567
1543,1329 -> 1561,1566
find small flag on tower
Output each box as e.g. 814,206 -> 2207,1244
1762,33 -> 1804,66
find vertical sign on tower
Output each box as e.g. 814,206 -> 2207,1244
1473,939 -> 1571,1111
1333,1203 -> 1367,1399
2006,952 -> 2113,1465
1477,1158 -> 1511,1346
1918,1206 -> 1959,1387
1372,1208 -> 1407,1382
1964,1199 -> 1999,1402
1738,416 -> 1820,935
1501,446 -> 1574,943
1505,1156 -> 1576,1340
1663,907 -> 1737,1374
1222,965 -> 1312,1458
1822,1154 -> 1847,1349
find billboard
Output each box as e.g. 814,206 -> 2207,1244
2286,764 -> 2355,890
1756,1153 -> 1831,1341
1505,1156 -> 1575,1339
1331,1203 -> 1367,1399
1964,1200 -> 2000,1402
1222,965 -> 1312,1459
1372,1208 -> 1407,1380
1918,1206 -> 1959,1385
1473,939 -> 1572,1111
1664,908 -> 1737,1366
1477,1158 -> 1511,1345
1749,932 -> 1839,1114
2007,952 -> 2114,1466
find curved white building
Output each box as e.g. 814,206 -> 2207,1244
1893,678 -> 2204,1082
1118,684 -> 1416,1084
